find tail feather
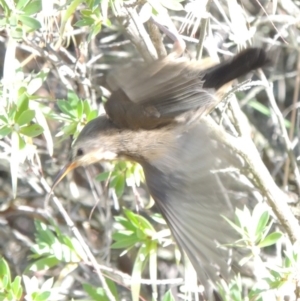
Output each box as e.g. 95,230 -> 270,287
203,48 -> 269,89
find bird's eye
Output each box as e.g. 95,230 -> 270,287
76,148 -> 84,157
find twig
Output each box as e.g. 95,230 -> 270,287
40,177 -> 116,301
124,7 -> 157,62
258,70 -> 300,193
147,20 -> 167,59
283,52 -> 300,189
202,116 -> 300,244
196,0 -> 213,60
98,264 -> 184,285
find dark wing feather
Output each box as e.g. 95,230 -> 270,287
105,48 -> 268,129
141,122 -> 240,292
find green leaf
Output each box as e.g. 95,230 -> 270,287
18,15 -> 41,30
0,258 -> 11,282
74,18 -> 95,27
19,124 -> 43,137
16,109 -> 35,126
222,215 -> 246,237
258,232 -> 282,248
27,256 -> 60,272
96,171 -> 111,182
16,0 -> 31,10
131,245 -> 148,301
11,276 -> 23,298
83,283 -> 108,301
114,174 -> 125,197
77,100 -> 83,118
0,126 -> 12,137
30,102 -> 53,156
23,0 -> 42,15
35,291 -> 51,301
61,123 -> 77,136
87,109 -> 98,121
254,210 -> 269,237
11,26 -> 23,40
80,9 -> 93,17
124,209 -> 155,232
16,92 -> 29,120
57,99 -> 78,118
111,236 -> 140,249
88,22 -> 101,41
27,69 -> 49,95
162,290 -> 175,301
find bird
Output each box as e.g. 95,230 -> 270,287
51,48 -> 268,298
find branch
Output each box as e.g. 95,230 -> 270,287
202,116 -> 300,243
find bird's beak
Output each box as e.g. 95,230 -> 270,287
46,161 -> 79,205
51,161 -> 78,191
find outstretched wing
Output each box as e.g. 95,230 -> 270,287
105,48 -> 268,129
141,121 -> 243,292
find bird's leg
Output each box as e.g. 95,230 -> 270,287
150,16 -> 186,58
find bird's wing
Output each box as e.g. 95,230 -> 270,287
141,121 -> 243,291
106,59 -> 216,124
105,48 -> 268,129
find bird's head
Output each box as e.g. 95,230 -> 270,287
50,116 -> 120,191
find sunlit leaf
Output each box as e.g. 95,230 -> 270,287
259,232 -> 282,248
19,124 -> 44,137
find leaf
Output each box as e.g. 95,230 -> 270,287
16,92 -> 29,120
0,126 -> 12,137
16,109 -> 35,126
27,256 -> 60,272
11,26 -> 23,40
111,236 -> 140,249
114,174 -> 125,197
74,18 -> 95,27
96,171 -> 111,182
16,0 -> 31,9
57,99 -> 78,118
11,276 -> 23,299
19,124 -> 43,137
83,283 -> 108,301
258,232 -> 282,248
30,102 -> 53,156
222,215 -> 246,237
255,211 -> 269,237
23,0 -> 42,15
162,290 -> 175,301
18,15 -> 41,30
35,291 -> 51,301
27,69 -> 49,95
131,245 -> 148,301
77,100 -> 83,118
0,258 -> 11,281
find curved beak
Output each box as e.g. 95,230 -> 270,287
51,161 -> 78,191
46,162 -> 79,204
45,162 -> 78,204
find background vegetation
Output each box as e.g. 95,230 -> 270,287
0,0 -> 300,300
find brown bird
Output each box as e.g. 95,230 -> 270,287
51,48 -> 268,296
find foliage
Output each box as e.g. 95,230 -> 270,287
0,0 -> 299,300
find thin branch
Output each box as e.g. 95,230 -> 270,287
283,51 -> 300,188
147,20 -> 167,59
40,177 -> 116,301
202,116 -> 300,244
124,7 -> 158,62
258,70 -> 300,193
196,0 -> 213,60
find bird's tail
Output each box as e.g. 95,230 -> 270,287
203,48 -> 269,89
